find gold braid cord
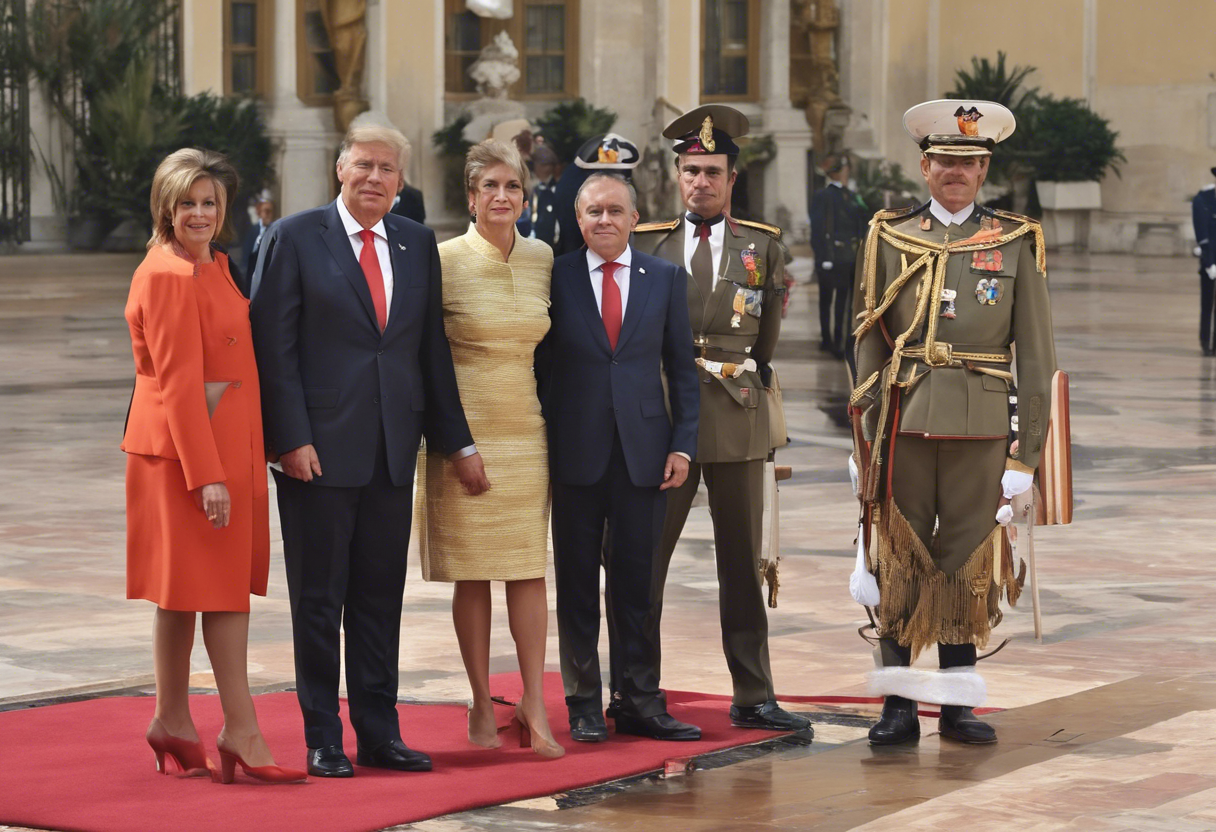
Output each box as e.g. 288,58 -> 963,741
852,216 -> 1041,502
874,501 -> 1024,660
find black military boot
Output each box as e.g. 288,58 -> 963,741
936,642 -> 996,743
939,705 -> 996,744
868,695 -> 920,745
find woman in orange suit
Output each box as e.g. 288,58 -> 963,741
123,148 -> 305,784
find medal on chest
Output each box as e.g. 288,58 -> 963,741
975,277 -> 1004,305
740,244 -> 764,287
939,288 -> 957,318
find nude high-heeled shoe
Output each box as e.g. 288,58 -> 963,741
514,707 -> 565,759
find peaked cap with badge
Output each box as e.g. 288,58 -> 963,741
573,132 -> 642,173
904,99 -> 1016,156
848,99 -> 1058,737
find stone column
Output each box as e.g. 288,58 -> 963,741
759,0 -> 812,243
267,0 -> 341,216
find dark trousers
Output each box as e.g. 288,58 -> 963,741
818,264 -> 854,352
652,458 -> 774,706
1201,269 -> 1216,351
552,432 -> 666,720
879,639 -> 976,670
273,430 -> 414,749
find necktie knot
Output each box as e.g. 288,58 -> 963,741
359,229 -> 375,245
696,222 -> 711,240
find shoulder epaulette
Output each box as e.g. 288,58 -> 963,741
992,208 -> 1040,228
634,218 -> 681,233
871,201 -> 928,226
734,218 -> 782,240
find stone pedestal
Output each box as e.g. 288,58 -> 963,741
1038,180 -> 1102,250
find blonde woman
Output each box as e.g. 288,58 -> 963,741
416,140 -> 563,758
123,148 -> 305,784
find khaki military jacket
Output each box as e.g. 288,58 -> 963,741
633,216 -> 784,462
851,204 -> 1056,496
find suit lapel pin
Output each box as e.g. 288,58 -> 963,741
638,267 -> 646,274
397,243 -> 406,251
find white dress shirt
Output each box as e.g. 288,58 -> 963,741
586,245 -> 633,317
928,199 -> 976,228
336,196 -> 394,323
682,215 -> 726,289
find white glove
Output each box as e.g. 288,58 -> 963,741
1206,264 -> 1216,280
848,454 -> 860,497
1194,246 -> 1203,258
1001,469 -> 1033,499
995,504 -> 1014,526
849,522 -> 881,605
821,261 -> 833,270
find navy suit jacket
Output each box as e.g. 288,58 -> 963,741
249,201 -> 472,488
538,246 -> 699,487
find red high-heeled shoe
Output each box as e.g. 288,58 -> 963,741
146,719 -> 216,777
214,739 -> 308,784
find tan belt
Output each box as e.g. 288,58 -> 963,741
902,343 -> 1012,367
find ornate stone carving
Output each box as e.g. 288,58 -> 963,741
468,30 -> 521,100
321,0 -> 370,133
792,0 -> 850,157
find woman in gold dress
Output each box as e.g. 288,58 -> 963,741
416,140 -> 563,758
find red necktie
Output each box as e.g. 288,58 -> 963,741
601,261 -> 622,350
358,229 -> 388,331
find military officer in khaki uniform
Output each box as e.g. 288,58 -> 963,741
850,100 -> 1056,745
631,105 -> 810,733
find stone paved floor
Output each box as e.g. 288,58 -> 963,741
1,249 -> 1215,830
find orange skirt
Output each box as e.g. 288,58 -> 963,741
126,453 -> 269,612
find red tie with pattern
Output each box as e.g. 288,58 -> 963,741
358,229 -> 388,331
601,261 -> 622,350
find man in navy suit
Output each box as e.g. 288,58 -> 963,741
537,173 -> 701,742
251,125 -> 488,778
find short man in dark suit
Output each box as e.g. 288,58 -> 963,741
238,197 -> 275,295
810,155 -> 867,357
250,124 -> 488,778
537,173 -> 701,742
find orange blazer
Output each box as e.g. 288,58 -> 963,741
122,246 -> 263,493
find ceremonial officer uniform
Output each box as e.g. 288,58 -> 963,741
810,158 -> 868,356
851,100 -> 1056,745
631,105 -> 809,733
1191,171 -> 1216,356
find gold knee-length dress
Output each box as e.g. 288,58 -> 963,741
416,225 -> 552,581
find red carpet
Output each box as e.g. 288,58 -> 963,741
0,672 -> 789,832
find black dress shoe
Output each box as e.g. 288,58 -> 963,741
939,705 -> 997,744
614,712 -> 701,741
355,739 -> 432,771
604,692 -> 623,720
868,696 -> 920,745
730,700 -> 813,735
307,745 -> 354,778
569,714 -> 609,743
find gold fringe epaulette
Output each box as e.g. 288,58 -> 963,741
868,202 -> 926,227
992,209 -> 1047,276
634,218 -> 681,233
872,501 -> 1024,660
734,218 -> 782,239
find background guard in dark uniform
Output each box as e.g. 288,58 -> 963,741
809,155 -> 868,357
1191,169 -> 1216,356
629,105 -> 811,734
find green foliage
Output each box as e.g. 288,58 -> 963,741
431,113 -> 474,159
945,51 -> 1040,189
26,0 -> 273,238
534,98 -> 617,162
1027,95 -> 1125,182
853,158 -> 920,214
737,134 -> 776,169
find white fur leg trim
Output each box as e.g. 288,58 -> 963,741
866,666 -> 987,707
